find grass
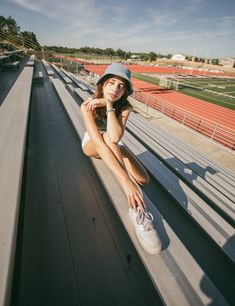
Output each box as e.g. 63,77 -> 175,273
179,87 -> 235,110
177,78 -> 235,110
132,72 -> 160,86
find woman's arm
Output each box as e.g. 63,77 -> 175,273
82,97 -> 105,112
83,98 -> 131,144
106,101 -> 131,143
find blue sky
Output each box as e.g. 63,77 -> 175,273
1,0 -> 235,58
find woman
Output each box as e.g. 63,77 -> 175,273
80,63 -> 161,254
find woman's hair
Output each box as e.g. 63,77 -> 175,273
93,74 -> 132,116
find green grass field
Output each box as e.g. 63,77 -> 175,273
177,78 -> 235,110
132,73 -> 235,111
132,73 -> 161,85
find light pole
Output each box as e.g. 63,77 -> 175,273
204,48 -> 210,76
191,46 -> 197,75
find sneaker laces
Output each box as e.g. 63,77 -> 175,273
136,210 -> 154,232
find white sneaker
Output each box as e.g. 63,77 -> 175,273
129,208 -> 162,254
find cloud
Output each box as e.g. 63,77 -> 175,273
5,0 -> 235,57
11,0 -> 41,12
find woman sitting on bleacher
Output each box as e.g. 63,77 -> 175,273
80,63 -> 161,254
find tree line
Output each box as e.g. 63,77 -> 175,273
46,45 -> 175,61
45,46 -> 219,64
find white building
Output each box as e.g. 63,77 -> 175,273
171,54 -> 186,61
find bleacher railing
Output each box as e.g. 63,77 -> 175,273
132,90 -> 235,151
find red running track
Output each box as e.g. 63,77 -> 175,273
132,78 -> 235,130
82,63 -> 235,77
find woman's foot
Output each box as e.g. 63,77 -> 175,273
129,207 -> 162,254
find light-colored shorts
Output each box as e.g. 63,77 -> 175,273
81,131 -> 124,148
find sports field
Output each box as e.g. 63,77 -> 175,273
132,72 -> 235,110
176,77 -> 235,110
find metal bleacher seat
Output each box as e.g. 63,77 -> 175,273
127,112 -> 235,209
0,65 -> 34,306
122,128 -> 235,263
3,61 -> 20,70
42,59 -> 54,76
51,64 -> 72,84
33,71 -> 44,83
26,55 -> 35,67
62,70 -> 91,91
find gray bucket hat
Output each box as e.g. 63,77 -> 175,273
96,62 -> 133,95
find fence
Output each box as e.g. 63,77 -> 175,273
132,90 -> 235,151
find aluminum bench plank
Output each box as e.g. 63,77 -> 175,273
129,112 -> 235,181
51,64 -> 72,84
0,66 -> 33,306
123,130 -> 235,261
60,69 -> 90,91
42,59 -> 54,76
129,113 -> 235,202
73,87 -> 90,101
127,119 -> 235,221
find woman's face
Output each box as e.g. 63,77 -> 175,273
102,76 -> 126,103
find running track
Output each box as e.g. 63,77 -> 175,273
83,64 -> 235,130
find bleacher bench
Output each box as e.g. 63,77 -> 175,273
33,71 -> 44,83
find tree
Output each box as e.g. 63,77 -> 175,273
104,48 -> 115,56
139,52 -> 149,61
0,16 -> 7,40
21,31 -> 40,49
0,15 -> 40,52
0,16 -> 21,44
211,58 -> 219,65
6,16 -> 20,32
116,48 -> 126,58
94,47 -> 103,55
149,51 -> 157,61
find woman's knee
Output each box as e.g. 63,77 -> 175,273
138,171 -> 149,186
102,132 -> 119,148
82,141 -> 100,158
82,146 -> 91,157
121,146 -> 149,186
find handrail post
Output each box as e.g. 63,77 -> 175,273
211,124 -> 218,141
145,95 -> 149,118
182,112 -> 186,124
161,102 -> 164,114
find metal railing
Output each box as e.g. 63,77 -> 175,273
132,90 -> 235,151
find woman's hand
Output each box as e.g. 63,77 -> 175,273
124,179 -> 146,212
83,98 -> 106,112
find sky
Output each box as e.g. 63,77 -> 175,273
1,0 -> 235,58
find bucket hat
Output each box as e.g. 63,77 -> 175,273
96,63 -> 133,95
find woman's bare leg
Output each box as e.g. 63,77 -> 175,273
102,132 -> 149,186
82,132 -> 148,186
121,146 -> 149,186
